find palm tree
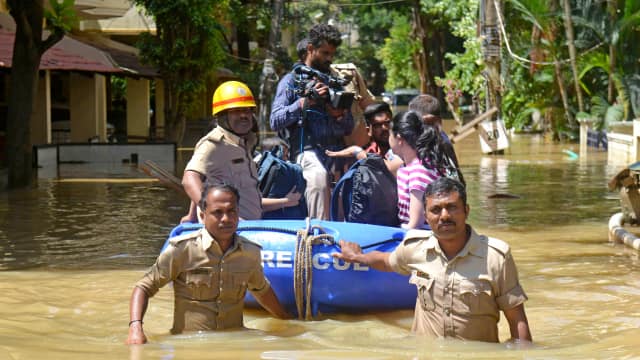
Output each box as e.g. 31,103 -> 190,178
573,0 -> 640,119
561,0 -> 584,112
509,0 -> 575,127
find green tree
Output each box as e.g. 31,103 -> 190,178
133,0 -> 228,145
504,0 -> 577,137
336,4 -> 402,94
378,14 -> 421,91
574,0 -> 640,119
5,0 -> 76,188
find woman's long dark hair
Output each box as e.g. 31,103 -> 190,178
392,110 -> 453,177
416,123 -> 446,172
391,111 -> 424,150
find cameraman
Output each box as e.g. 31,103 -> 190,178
270,24 -> 354,220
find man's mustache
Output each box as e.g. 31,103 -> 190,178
438,220 -> 456,228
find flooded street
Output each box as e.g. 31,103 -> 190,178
1,131 -> 639,359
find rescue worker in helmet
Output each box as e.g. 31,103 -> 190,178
181,81 -> 301,223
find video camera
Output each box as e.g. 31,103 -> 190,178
292,65 -> 355,110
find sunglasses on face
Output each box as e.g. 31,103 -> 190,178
372,120 -> 392,129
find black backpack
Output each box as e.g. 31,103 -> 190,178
330,154 -> 399,227
257,147 -> 308,219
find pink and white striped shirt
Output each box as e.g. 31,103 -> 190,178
396,158 -> 439,226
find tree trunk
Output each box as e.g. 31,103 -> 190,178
163,78 -> 186,146
6,25 -> 39,187
6,0 -> 62,188
258,0 -> 283,134
561,0 -> 584,112
607,1 -> 617,104
554,59 -> 574,127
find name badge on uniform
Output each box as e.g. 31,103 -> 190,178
416,271 -> 430,279
191,267 -> 214,275
231,158 -> 244,164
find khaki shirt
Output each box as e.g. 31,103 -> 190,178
331,63 -> 375,147
184,126 -> 262,220
388,227 -> 528,342
135,229 -> 271,333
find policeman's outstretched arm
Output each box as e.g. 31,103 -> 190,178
126,287 -> 150,345
503,303 -> 532,343
253,287 -> 292,320
332,240 -> 393,272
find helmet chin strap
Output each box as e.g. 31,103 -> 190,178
216,113 -> 253,137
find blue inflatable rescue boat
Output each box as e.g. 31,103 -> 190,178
164,219 -> 418,317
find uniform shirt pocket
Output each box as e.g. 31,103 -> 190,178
184,267 -> 219,301
228,159 -> 249,187
230,270 -> 251,301
456,278 -> 496,315
409,274 -> 436,312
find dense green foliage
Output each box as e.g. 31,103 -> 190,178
378,14 -> 420,91
501,0 -> 640,137
129,0 -> 640,142
132,0 -> 228,142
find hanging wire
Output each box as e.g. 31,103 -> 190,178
493,0 -> 604,66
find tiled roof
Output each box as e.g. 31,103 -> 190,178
0,28 -> 121,73
71,35 -> 158,77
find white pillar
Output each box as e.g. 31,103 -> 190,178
579,118 -> 591,158
633,118 -> 640,161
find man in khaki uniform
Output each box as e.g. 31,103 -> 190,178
333,177 -> 532,343
182,81 -> 300,223
182,81 -> 262,222
126,183 -> 289,345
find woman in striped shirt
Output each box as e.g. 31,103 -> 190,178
390,111 -> 442,229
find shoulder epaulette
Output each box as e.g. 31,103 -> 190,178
486,237 -> 510,257
169,230 -> 200,246
238,235 -> 263,249
403,229 -> 433,245
207,128 -> 224,142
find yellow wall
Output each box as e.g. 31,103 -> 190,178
69,73 -> 107,142
126,78 -> 150,141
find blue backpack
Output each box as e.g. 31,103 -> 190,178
257,146 -> 307,219
330,154 -> 399,227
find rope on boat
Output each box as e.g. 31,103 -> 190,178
294,217 -> 335,320
608,212 -> 640,250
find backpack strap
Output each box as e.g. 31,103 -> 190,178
330,158 -> 365,221
257,151 -> 278,184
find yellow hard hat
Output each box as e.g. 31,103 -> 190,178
211,81 -> 256,115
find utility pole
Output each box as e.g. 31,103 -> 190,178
258,0 -> 284,135
479,0 -> 509,153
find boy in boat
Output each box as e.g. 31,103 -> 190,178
325,101 -> 404,175
332,176 -> 532,343
126,183 -> 290,344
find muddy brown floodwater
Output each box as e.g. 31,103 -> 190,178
1,130 -> 638,359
